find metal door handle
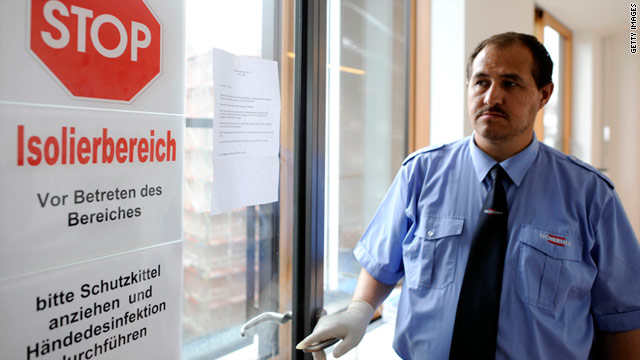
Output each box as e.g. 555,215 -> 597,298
240,311 -> 292,337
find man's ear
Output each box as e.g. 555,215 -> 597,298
538,82 -> 554,109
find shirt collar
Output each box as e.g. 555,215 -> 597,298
469,132 -> 539,187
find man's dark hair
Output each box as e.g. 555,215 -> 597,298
466,32 -> 553,89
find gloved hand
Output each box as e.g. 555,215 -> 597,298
296,300 -> 375,359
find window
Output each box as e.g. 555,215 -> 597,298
180,1 -> 426,358
182,1 -> 295,359
535,9 -> 573,153
323,0 -> 410,315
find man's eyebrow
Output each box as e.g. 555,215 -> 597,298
470,72 -> 526,83
471,72 -> 489,79
500,73 -> 525,82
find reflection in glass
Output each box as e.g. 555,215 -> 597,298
182,1 -> 293,359
324,0 -> 408,314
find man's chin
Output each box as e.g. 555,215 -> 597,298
474,126 -> 510,143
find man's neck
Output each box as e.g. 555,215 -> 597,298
473,132 -> 533,162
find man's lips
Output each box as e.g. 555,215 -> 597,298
478,111 -> 507,119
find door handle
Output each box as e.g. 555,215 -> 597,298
240,311 -> 292,337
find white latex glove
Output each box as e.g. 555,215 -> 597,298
296,300 -> 375,359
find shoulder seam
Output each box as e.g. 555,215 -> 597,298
403,137 -> 468,165
403,143 -> 445,165
565,154 -> 614,189
538,144 -> 614,189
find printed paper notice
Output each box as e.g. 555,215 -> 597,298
211,48 -> 281,215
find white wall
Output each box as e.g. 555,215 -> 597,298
430,0 -> 466,144
572,30 -> 640,236
601,33 -> 640,236
571,31 -> 603,166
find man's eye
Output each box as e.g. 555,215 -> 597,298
475,80 -> 488,86
504,81 -> 518,87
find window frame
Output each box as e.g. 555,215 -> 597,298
291,0 -> 327,358
408,0 -> 431,152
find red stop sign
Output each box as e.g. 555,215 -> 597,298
29,0 -> 162,102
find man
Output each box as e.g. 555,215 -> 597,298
297,32 -> 640,359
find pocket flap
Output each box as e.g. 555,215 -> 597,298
519,225 -> 582,261
415,215 -> 464,240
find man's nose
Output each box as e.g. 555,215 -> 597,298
483,84 -> 504,106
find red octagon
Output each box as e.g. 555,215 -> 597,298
29,0 -> 161,102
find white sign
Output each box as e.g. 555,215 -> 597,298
211,48 -> 281,214
0,1 -> 184,358
0,103 -> 183,278
0,242 -> 182,360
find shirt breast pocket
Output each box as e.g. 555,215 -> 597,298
516,225 -> 586,313
403,215 -> 464,290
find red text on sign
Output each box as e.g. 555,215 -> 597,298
17,125 -> 176,166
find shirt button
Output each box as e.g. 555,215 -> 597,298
427,230 -> 434,237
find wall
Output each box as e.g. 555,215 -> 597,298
571,31 -> 603,166
602,32 -> 640,235
430,0 -> 465,144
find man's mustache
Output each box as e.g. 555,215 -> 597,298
475,105 -> 508,119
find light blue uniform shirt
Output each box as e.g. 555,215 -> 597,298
354,135 -> 640,359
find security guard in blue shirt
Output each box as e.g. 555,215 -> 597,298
297,32 -> 640,359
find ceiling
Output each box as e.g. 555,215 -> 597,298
535,0 -> 632,36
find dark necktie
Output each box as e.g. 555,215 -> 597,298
449,165 -> 508,359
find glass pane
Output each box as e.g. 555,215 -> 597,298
542,25 -> 564,151
324,0 -> 408,314
182,1 -> 295,358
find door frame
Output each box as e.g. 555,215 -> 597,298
292,0 -> 327,358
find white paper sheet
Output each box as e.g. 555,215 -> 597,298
211,48 -> 281,214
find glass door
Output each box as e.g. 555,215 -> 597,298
324,0 -> 409,313
180,1 -> 412,358
182,1 -> 296,359
321,0 -> 410,358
